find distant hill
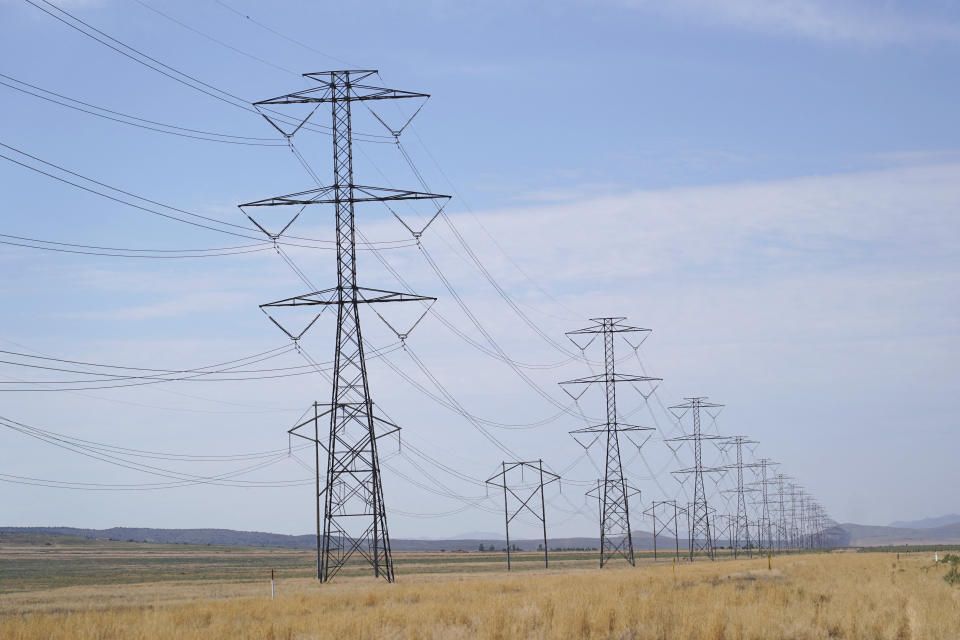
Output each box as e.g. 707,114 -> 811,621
839,522 -> 960,546
3,521 -> 958,551
0,526 -> 650,552
889,514 -> 960,529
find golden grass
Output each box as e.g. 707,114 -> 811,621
2,552 -> 959,639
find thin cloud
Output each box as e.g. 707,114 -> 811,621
621,0 -> 960,45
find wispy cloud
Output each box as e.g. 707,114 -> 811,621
621,0 -> 960,45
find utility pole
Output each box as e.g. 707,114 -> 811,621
561,317 -> 659,567
669,397 -> 726,561
243,70 -> 449,583
485,460 -> 560,570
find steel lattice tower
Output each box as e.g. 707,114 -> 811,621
752,458 -> 776,552
669,397 -> 726,561
789,484 -> 802,551
485,460 -> 560,570
643,500 -> 684,562
722,436 -> 758,557
758,458 -> 773,549
774,473 -> 791,552
561,317 -> 659,567
241,70 -> 448,583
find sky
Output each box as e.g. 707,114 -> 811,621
0,0 -> 957,540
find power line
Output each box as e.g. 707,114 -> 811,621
130,0 -> 301,77
212,0 -> 358,68
0,72 -> 286,146
0,233 -> 272,259
0,141 -> 415,249
0,415 -> 313,489
23,0 -> 393,142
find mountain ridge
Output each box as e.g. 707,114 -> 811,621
889,514 -> 960,529
5,518 -> 959,550
0,524 -> 863,550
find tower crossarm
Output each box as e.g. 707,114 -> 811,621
559,372 -> 660,385
262,287 -> 436,308
570,422 -> 655,434
566,319 -> 652,336
255,72 -> 429,106
672,465 -> 727,476
239,185 -> 449,208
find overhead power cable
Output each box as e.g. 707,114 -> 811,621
23,0 -> 393,143
0,341 -> 406,391
212,0 -> 358,68
0,140 -> 261,239
0,413 -> 310,462
0,232 -> 272,259
0,141 -> 415,250
130,0 -> 301,77
393,137 -> 589,362
0,414 -> 312,489
0,72 -> 285,147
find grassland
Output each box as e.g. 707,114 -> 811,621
2,535 -> 959,639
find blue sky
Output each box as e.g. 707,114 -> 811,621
0,0 -> 957,539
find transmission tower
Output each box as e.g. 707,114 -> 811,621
714,513 -> 736,553
721,436 -> 759,558
789,484 -> 803,551
485,460 -> 560,570
561,317 -> 659,567
773,473 -> 791,552
669,397 -> 726,561
643,500 -> 684,562
749,458 -> 777,552
242,70 -> 449,583
796,489 -> 811,549
810,500 -> 826,549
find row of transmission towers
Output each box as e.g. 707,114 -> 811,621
242,69 -> 836,581
554,317 -> 836,566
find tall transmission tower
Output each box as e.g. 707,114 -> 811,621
561,317 -> 660,567
750,458 -> 777,552
773,473 -> 791,552
485,460 -> 560,570
721,436 -> 759,558
796,486 -> 808,549
242,70 -> 449,583
669,397 -> 726,561
789,484 -> 803,551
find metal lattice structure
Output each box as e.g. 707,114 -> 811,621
643,500 -> 685,562
750,458 -> 777,552
773,473 -> 792,552
561,317 -> 659,567
669,397 -> 726,561
790,484 -> 804,550
721,436 -> 759,558
485,460 -> 560,570
242,70 -> 449,583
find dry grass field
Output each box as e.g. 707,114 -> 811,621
2,536 -> 959,639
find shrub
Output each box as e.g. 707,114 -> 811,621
945,565 -> 960,586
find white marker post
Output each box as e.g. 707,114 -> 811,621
271,568 -> 275,600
